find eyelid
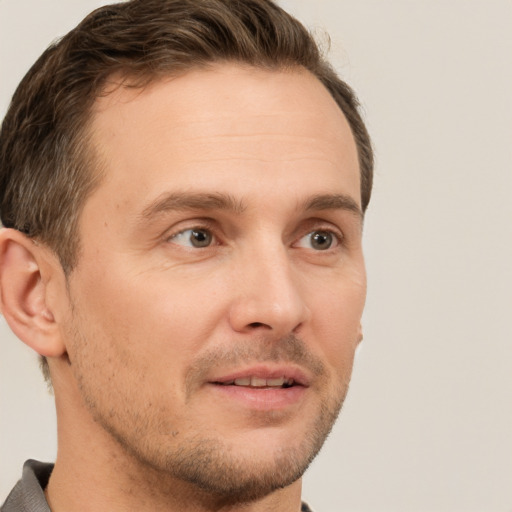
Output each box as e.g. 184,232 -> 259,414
297,217 -> 344,239
292,222 -> 344,251
164,219 -> 219,245
161,217 -> 345,249
297,229 -> 342,246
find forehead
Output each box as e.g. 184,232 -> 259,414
86,64 -> 360,218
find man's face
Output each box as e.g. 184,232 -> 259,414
61,64 -> 366,499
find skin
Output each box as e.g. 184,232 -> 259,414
0,64 -> 366,512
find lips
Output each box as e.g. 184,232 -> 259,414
216,376 -> 295,388
206,366 -> 310,411
210,366 -> 310,388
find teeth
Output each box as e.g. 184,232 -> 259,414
266,377 -> 285,387
251,377 -> 267,387
228,376 -> 292,388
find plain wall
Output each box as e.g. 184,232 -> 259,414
1,1 -> 511,510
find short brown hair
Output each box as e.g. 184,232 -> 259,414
0,0 -> 373,381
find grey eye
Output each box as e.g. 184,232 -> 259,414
296,230 -> 337,251
171,228 -> 213,248
310,231 -> 333,250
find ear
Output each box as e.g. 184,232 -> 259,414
0,228 -> 66,357
357,323 -> 364,345
354,323 -> 364,359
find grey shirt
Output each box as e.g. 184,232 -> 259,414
1,460 -> 52,512
2,460 -> 314,511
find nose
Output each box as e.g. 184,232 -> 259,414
228,245 -> 311,337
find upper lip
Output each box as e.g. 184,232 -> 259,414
209,364 -> 311,387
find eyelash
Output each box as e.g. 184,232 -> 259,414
165,221 -> 344,252
165,219 -> 218,246
167,226 -> 219,249
297,228 -> 344,250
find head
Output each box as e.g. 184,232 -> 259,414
0,0 -> 373,504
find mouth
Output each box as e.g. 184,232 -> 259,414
207,370 -> 307,411
206,366 -> 310,412
210,365 -> 309,388
214,376 -> 296,389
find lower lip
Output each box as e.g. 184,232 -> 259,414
207,384 -> 307,411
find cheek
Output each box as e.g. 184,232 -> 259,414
306,268 -> 366,372
68,267 -> 230,383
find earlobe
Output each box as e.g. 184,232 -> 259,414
0,228 -> 65,357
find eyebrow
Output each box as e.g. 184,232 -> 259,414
140,191 -> 362,223
140,192 -> 246,219
301,193 -> 363,220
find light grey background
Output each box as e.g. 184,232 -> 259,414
1,1 -> 511,511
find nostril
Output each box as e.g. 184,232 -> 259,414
248,322 -> 267,329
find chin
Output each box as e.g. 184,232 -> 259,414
159,435 -> 319,503
120,395 -> 343,503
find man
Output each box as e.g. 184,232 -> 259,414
0,0 -> 373,510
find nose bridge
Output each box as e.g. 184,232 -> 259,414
229,235 -> 310,335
